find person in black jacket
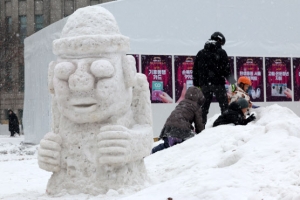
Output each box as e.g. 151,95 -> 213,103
213,98 -> 256,127
152,86 -> 205,154
193,32 -> 236,126
8,110 -> 20,137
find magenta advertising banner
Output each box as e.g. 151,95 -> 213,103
141,55 -> 173,103
174,55 -> 195,102
212,56 -> 234,102
236,57 -> 264,102
265,57 -> 292,102
293,58 -> 300,101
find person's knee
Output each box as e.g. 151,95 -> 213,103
151,142 -> 167,154
163,137 -> 170,148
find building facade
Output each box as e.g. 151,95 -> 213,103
0,0 -> 114,124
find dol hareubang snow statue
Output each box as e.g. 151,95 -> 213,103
37,6 -> 153,195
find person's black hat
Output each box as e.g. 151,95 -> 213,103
211,32 -> 226,45
236,98 -> 249,109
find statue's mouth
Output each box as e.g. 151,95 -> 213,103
71,98 -> 98,113
72,103 -> 97,113
73,103 -> 96,108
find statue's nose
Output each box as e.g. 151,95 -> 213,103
68,67 -> 95,91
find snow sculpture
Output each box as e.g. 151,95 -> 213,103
37,6 -> 153,195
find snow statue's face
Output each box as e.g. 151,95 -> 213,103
50,53 -> 133,123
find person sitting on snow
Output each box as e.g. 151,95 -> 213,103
152,86 -> 205,154
213,98 -> 256,127
228,76 -> 253,109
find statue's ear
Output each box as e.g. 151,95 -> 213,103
122,55 -> 137,88
48,61 -> 57,94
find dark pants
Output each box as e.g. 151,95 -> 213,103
152,138 -> 170,154
201,85 -> 228,125
10,131 -> 16,137
151,137 -> 183,154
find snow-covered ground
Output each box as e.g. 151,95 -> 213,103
0,124 -> 10,135
0,124 -> 24,135
1,104 -> 300,200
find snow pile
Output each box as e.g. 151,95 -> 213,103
0,135 -> 38,162
1,104 -> 300,200
127,104 -> 300,200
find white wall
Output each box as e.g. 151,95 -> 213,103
24,0 -> 300,144
23,18 -> 67,144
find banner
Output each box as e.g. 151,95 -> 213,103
265,57 -> 291,102
141,55 -> 173,103
293,58 -> 300,101
174,55 -> 195,102
236,57 -> 264,102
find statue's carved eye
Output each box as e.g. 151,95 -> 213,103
54,62 -> 76,80
90,60 -> 114,78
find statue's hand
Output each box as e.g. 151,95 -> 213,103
38,132 -> 62,172
97,125 -> 131,165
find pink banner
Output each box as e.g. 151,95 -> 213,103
265,57 -> 291,102
141,55 -> 173,103
236,57 -> 264,102
293,58 -> 300,101
174,55 -> 195,102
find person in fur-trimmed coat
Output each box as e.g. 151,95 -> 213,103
228,76 -> 253,109
152,86 -> 205,154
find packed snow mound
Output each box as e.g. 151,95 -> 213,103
122,104 -> 300,200
0,136 -> 38,162
2,104 -> 300,200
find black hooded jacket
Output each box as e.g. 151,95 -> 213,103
193,40 -> 234,87
213,102 -> 250,127
160,86 -> 205,139
8,110 -> 20,133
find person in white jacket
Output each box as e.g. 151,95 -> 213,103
228,76 -> 253,110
